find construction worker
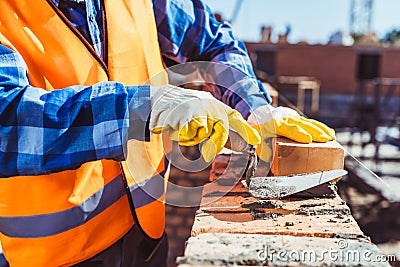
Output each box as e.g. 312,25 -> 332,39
0,0 -> 335,266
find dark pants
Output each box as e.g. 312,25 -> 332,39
0,253 -> 8,267
73,225 -> 168,267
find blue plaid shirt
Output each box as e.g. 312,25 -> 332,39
0,0 -> 271,177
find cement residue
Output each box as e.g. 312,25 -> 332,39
195,209 -> 205,215
335,214 -> 345,219
297,207 -> 351,216
332,233 -> 371,241
242,180 -> 297,199
299,202 -> 326,208
242,180 -> 296,199
250,210 -> 282,220
241,200 -> 284,209
328,182 -> 338,193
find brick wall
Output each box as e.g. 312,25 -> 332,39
380,48 -> 400,78
166,145 -> 210,267
246,43 -> 400,95
177,144 -> 393,266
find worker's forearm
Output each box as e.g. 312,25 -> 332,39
198,31 -> 272,117
200,52 -> 272,119
153,0 -> 271,118
0,45 -> 150,177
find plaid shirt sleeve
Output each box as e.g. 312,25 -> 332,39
0,44 -> 150,177
153,0 -> 272,119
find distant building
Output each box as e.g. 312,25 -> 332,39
328,31 -> 354,46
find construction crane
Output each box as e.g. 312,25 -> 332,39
350,0 -> 374,36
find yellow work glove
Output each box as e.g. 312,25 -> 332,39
149,85 -> 261,162
247,105 -> 336,162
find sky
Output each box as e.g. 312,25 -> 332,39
202,0 -> 400,44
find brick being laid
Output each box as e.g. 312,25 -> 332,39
271,138 -> 344,177
212,138 -> 345,187
267,138 -> 345,197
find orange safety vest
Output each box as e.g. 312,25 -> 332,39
0,0 -> 169,266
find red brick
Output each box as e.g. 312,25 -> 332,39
191,210 -> 363,238
209,166 -> 246,182
271,138 -> 344,181
211,154 -> 230,169
193,182 -> 363,239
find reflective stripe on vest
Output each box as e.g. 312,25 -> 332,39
0,173 -> 165,238
0,0 -> 168,266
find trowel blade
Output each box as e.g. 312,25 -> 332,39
243,169 -> 348,199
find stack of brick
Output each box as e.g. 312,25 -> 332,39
176,139 -> 392,266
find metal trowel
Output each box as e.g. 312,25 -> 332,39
242,169 -> 347,199
227,130 -> 348,199
225,130 -> 258,185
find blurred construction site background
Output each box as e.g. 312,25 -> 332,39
166,1 -> 400,266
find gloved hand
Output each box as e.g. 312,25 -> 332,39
247,105 -> 336,162
149,85 -> 261,162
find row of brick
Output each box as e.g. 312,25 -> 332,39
177,139 -> 390,266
